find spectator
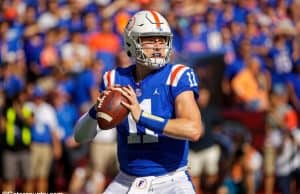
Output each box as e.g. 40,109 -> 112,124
241,142 -> 262,194
37,0 -> 60,32
165,12 -> 184,59
222,125 -> 262,194
0,88 -> 6,191
2,90 -> 33,192
51,87 -> 79,186
86,18 -> 121,72
39,29 -> 60,76
231,56 -> 269,111
205,9 -> 222,53
67,10 -> 84,34
82,12 -> 99,35
182,21 -> 207,61
114,9 -> 131,36
267,23 -> 295,85
72,59 -> 100,114
26,86 -> 62,192
222,39 -> 251,105
264,83 -> 298,194
0,20 -> 24,64
220,26 -> 236,66
290,128 -> 300,194
69,129 -> 118,194
244,13 -> 271,58
23,32 -> 44,82
61,31 -> 91,74
287,61 -> 300,112
0,61 -> 25,100
189,88 -> 221,194
51,66 -> 75,105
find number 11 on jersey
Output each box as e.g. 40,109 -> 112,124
127,99 -> 159,144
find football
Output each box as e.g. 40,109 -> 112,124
96,89 -> 129,129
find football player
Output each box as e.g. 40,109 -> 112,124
74,10 -> 203,194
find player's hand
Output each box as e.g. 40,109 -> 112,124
65,136 -> 79,148
117,85 -> 142,122
95,89 -> 114,110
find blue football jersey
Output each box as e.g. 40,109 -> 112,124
100,63 -> 199,176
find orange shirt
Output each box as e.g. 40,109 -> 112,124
115,11 -> 130,34
87,32 -> 121,54
284,108 -> 298,131
232,68 -> 269,110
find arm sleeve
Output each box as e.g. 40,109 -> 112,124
74,71 -> 110,143
74,111 -> 99,143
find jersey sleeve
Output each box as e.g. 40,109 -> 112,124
100,78 -> 106,92
167,65 -> 199,99
100,70 -> 116,92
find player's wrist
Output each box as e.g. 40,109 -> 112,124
137,110 -> 168,134
133,108 -> 143,122
88,105 -> 97,120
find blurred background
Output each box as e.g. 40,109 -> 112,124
0,0 -> 299,194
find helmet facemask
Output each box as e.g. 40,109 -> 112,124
134,35 -> 173,69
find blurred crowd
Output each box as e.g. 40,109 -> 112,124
0,0 -> 300,193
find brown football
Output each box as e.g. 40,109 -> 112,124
96,89 -> 129,129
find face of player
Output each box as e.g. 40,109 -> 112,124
140,36 -> 167,61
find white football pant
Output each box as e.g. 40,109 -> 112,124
103,169 -> 195,194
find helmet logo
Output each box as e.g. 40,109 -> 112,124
125,16 -> 136,31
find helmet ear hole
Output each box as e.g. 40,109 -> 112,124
127,51 -> 132,57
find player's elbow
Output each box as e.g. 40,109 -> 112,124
74,129 -> 84,144
73,112 -> 98,144
189,122 -> 203,142
74,132 -> 83,144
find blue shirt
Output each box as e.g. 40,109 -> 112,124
2,74 -> 24,98
31,122 -> 52,144
268,46 -> 293,84
287,73 -> 300,100
4,24 -> 24,53
224,57 -> 245,80
56,103 -> 78,141
24,35 -> 44,65
73,69 -> 97,107
100,64 -> 199,176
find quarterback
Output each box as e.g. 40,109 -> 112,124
74,10 -> 203,194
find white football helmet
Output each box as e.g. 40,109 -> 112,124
124,10 -> 173,69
